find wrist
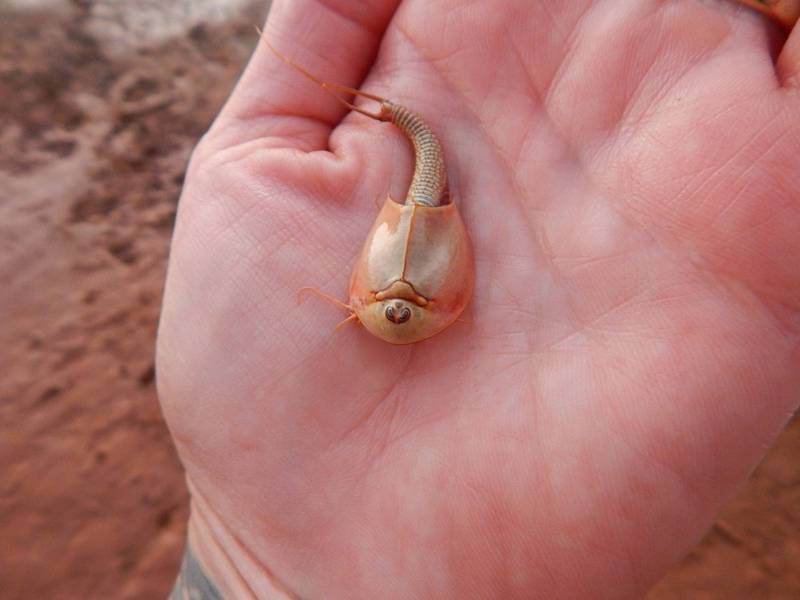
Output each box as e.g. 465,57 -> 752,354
179,500 -> 297,599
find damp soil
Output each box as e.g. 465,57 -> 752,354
0,2 -> 266,598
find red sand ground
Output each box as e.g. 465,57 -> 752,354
1,2 -> 797,598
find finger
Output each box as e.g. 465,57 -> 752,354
735,0 -> 800,29
210,0 -> 401,151
777,21 -> 800,85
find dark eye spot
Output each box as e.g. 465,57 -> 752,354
385,304 -> 411,324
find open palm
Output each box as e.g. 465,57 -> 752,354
157,1 -> 800,597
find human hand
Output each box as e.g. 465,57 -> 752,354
157,1 -> 800,597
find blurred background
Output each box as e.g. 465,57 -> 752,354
0,1 -> 797,598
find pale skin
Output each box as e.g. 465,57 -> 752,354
157,0 -> 800,598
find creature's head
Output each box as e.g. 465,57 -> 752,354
356,298 -> 444,344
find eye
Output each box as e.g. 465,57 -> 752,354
385,304 -> 411,324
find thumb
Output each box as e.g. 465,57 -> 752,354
208,0 -> 400,152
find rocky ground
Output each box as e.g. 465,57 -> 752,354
0,1 -> 797,598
